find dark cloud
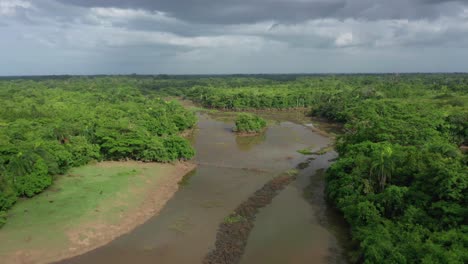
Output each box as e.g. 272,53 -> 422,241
58,0 -> 345,24
58,0 -> 468,24
419,0 -> 464,4
1,0 -> 468,74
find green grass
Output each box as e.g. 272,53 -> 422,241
224,214 -> 245,224
298,144 -> 334,155
297,148 -> 314,155
0,162 -> 175,256
285,169 -> 299,176
312,145 -> 334,155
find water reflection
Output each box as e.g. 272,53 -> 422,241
235,132 -> 267,151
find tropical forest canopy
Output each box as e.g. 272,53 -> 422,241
159,73 -> 467,263
0,74 -> 466,263
0,77 -> 196,227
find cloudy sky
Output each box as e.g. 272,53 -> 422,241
1,0 -> 468,75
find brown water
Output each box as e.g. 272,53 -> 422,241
239,151 -> 348,264
59,113 -> 348,264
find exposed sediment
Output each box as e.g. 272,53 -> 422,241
203,173 -> 297,264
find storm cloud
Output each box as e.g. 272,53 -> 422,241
1,0 -> 468,74
57,0 -> 467,23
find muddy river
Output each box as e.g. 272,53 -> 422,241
59,112 -> 348,264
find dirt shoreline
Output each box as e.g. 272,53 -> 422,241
4,161 -> 196,264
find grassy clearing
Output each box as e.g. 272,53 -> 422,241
0,161 -> 192,263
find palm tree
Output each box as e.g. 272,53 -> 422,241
8,151 -> 36,184
370,144 -> 394,192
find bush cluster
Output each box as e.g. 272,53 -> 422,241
234,113 -> 267,134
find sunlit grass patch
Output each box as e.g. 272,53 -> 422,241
224,214 -> 245,224
0,161 -> 175,257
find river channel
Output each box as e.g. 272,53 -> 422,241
60,112 -> 348,264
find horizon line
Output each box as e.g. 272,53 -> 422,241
1,72 -> 468,78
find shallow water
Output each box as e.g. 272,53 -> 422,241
240,151 -> 348,264
59,113 -> 348,264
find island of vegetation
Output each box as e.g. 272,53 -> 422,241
234,113 -> 267,135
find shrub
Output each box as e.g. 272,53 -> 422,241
0,211 -> 7,227
14,158 -> 52,197
163,136 -> 195,160
0,177 -> 17,211
234,113 -> 267,134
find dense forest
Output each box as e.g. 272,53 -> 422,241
159,73 -> 467,263
0,74 -> 466,263
0,78 -> 196,227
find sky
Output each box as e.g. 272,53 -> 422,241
1,0 -> 468,75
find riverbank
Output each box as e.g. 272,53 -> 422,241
0,161 -> 196,264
